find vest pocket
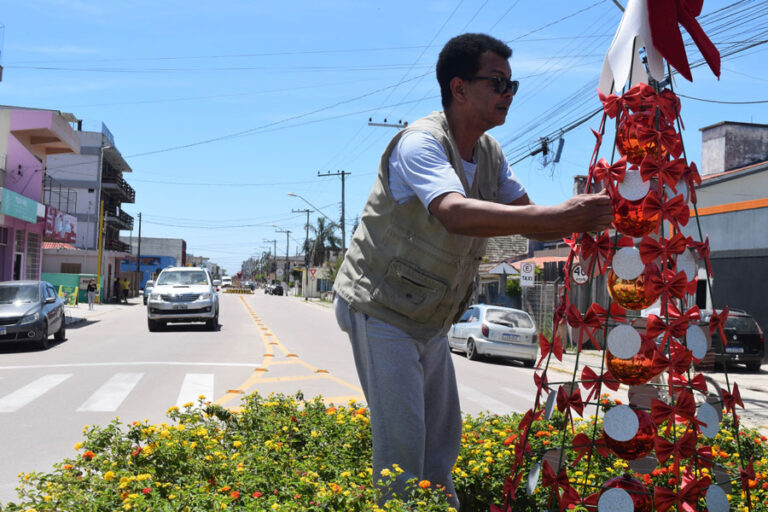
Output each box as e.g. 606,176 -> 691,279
371,259 -> 448,323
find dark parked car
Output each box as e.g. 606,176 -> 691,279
0,280 -> 67,349
271,284 -> 284,296
702,309 -> 765,372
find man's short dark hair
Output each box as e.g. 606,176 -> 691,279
436,33 -> 512,108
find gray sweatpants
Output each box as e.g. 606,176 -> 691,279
334,297 -> 462,509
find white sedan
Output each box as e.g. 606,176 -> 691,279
448,304 -> 538,367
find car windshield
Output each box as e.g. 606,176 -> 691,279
0,284 -> 40,304
156,271 -> 209,286
485,308 -> 533,329
726,315 -> 761,334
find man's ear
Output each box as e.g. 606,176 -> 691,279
449,77 -> 466,104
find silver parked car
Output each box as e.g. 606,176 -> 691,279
448,304 -> 538,366
142,280 -> 154,305
147,267 -> 221,331
0,280 -> 67,349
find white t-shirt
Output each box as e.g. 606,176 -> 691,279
388,130 -> 527,208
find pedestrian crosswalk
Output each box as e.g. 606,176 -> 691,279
0,372 -> 216,414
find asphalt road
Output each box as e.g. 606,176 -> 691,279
0,292 -> 540,504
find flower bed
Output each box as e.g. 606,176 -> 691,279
2,392 -> 767,511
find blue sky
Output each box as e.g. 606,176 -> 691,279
0,0 -> 766,274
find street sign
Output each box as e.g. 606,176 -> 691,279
520,262 -> 535,288
309,268 -> 317,278
276,268 -> 284,277
571,264 -> 589,285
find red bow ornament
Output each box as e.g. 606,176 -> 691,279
647,0 -> 722,82
689,236 -> 712,276
598,89 -> 623,119
592,157 -> 627,190
708,307 -> 729,348
642,190 -> 690,229
653,476 -> 710,512
657,89 -> 683,126
651,389 -> 698,433
682,161 -> 702,204
580,366 -> 620,403
538,333 -> 563,366
723,382 -> 745,414
566,303 -> 605,350
654,428 -> 698,464
646,267 -> 689,302
622,83 -> 657,112
556,385 -> 585,417
580,231 -> 612,276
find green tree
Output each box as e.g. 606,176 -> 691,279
308,217 -> 341,266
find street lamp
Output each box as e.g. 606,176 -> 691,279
287,192 -> 336,225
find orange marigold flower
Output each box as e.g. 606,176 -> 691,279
142,487 -> 152,495
503,434 -> 517,446
418,480 -> 431,489
252,491 -> 263,498
81,451 -> 95,460
326,406 -> 337,415
329,483 -> 341,494
220,485 -> 231,492
62,464 -> 74,470
230,491 -> 240,500
542,440 -> 551,446
355,408 -> 367,415
131,446 -> 142,457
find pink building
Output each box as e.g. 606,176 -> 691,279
0,107 -> 80,281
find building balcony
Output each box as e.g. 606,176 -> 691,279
102,171 -> 136,203
105,206 -> 134,231
105,238 -> 131,253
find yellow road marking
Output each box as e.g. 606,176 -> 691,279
213,296 -> 364,408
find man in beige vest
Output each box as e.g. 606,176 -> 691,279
334,33 -> 612,509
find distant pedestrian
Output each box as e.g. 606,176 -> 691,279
120,277 -> 130,304
86,279 -> 97,310
113,277 -> 120,303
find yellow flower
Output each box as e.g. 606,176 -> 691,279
104,471 -> 115,482
74,442 -> 83,450
380,469 -> 391,477
233,441 -> 242,448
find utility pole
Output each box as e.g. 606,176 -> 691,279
275,228 -> 291,288
293,208 -> 311,298
317,170 -> 350,255
263,239 -> 277,283
136,212 -> 142,278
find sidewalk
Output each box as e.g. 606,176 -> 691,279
64,297 -> 142,327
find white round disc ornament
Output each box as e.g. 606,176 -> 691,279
618,169 -> 650,202
628,454 -> 659,474
676,249 -> 698,282
544,391 -> 556,420
612,247 -> 645,280
598,487 -> 634,512
705,484 -> 729,512
607,324 -> 642,359
542,448 -> 565,473
526,461 -> 541,495
686,324 -> 708,360
603,405 -> 639,442
698,402 -> 720,438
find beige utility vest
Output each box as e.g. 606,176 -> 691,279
333,111 -> 504,340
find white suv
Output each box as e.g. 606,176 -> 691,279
147,267 -> 220,331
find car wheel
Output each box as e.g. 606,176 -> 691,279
746,361 -> 762,373
466,338 -> 479,361
207,309 -> 219,331
143,297 -> 147,305
522,359 -> 535,368
38,322 -> 50,350
54,313 -> 66,342
148,318 -> 161,332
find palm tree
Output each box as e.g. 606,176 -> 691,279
309,217 -> 341,266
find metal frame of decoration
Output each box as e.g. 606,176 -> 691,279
492,1 -> 753,511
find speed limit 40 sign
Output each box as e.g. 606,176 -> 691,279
571,264 -> 589,285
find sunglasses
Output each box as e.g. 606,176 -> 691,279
470,76 -> 519,95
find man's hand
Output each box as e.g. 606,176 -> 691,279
555,189 -> 614,234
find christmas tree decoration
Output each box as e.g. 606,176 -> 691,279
491,1 -> 755,511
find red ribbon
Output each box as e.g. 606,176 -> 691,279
572,433 -> 610,464
708,307 -> 729,348
651,389 -> 697,431
657,89 -> 683,127
538,333 -> 564,366
566,303 -> 605,350
621,83 -> 657,112
647,0 -> 722,82
642,190 -> 690,229
592,157 -> 627,186
598,89 -> 623,119
654,428 -> 697,464
580,231 -> 612,276
646,267 -> 689,302
556,385 -> 584,417
580,366 -> 620,403
689,236 -> 712,276
723,382 -> 745,414
639,156 -> 686,189
653,476 -> 710,512
683,162 -> 702,204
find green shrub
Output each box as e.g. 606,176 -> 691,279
3,392 -> 767,511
